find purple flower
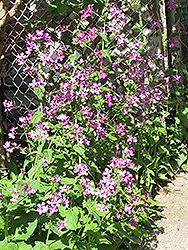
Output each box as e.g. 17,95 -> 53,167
151,19 -> 162,29
168,37 -> 178,47
181,143 -> 187,149
3,100 -> 14,112
96,203 -> 109,212
3,141 -> 14,153
1,170 -> 8,176
79,4 -> 93,19
73,163 -> 89,176
36,202 -> 49,215
155,53 -> 164,60
172,74 -> 181,83
56,218 -> 67,231
16,52 -> 26,65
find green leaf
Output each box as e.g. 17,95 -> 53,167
44,149 -> 53,163
83,222 -> 98,237
34,85 -> 45,100
158,172 -> 166,180
0,216 -> 4,229
46,3 -> 58,12
100,33 -> 111,47
169,46 -> 180,54
33,242 -> 50,250
73,145 -> 85,158
5,243 -> 18,250
29,179 -> 40,191
67,54 -> 76,66
15,218 -> 38,241
132,23 -> 142,33
177,152 -> 187,167
66,207 -> 79,230
29,110 -> 43,125
177,61 -> 188,80
90,210 -> 101,225
60,177 -> 75,185
69,0 -> 82,6
101,49 -> 112,63
175,7 -> 182,23
48,239 -> 68,250
181,163 -> 188,171
57,3 -> 69,15
17,242 -> 33,250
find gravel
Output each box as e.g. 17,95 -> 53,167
136,172 -> 188,250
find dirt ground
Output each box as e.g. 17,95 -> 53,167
136,172 -> 188,250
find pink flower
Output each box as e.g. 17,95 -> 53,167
37,202 -> 49,215
56,218 -> 67,231
172,74 -> 181,83
99,71 -> 108,79
3,100 -> 14,112
181,143 -> 187,148
155,53 -> 164,60
96,203 -> 109,212
1,170 -> 8,176
79,4 -> 93,19
73,163 -> 89,176
168,37 -> 178,47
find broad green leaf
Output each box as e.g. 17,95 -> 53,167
94,232 -> 111,244
181,163 -> 188,171
0,238 -> 8,249
90,210 -> 101,225
60,177 -> 75,185
44,149 -> 53,163
158,172 -> 166,180
48,239 -> 68,250
17,242 -> 33,250
34,85 -> 45,100
98,244 -> 116,250
73,144 -> 85,157
5,243 -> 18,250
83,222 -> 98,233
70,0 -> 82,5
33,242 -> 50,250
101,49 -> 112,63
15,218 -> 38,241
66,207 -> 79,230
177,152 -> 187,167
29,179 -> 40,191
29,110 -> 43,125
67,54 -> 76,66
169,46 -> 180,54
100,33 -> 111,47
46,3 -> 58,11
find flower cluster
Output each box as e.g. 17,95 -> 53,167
73,163 -> 89,176
3,99 -> 14,112
10,185 -> 35,203
37,189 -> 70,215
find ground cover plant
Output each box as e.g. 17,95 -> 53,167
0,0 -> 188,249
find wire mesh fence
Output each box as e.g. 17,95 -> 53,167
1,0 -> 167,128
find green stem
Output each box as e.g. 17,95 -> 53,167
46,216 -> 52,245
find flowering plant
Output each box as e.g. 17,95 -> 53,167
0,1 -> 187,249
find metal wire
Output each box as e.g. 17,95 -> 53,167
2,0 -> 162,127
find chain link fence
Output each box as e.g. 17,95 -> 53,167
1,0 -> 166,128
